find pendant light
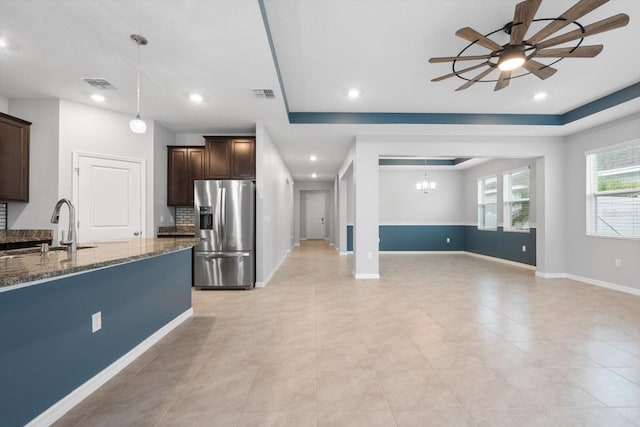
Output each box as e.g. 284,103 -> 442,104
129,34 -> 148,134
416,173 -> 436,193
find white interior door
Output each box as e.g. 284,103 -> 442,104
74,153 -> 144,242
306,193 -> 326,239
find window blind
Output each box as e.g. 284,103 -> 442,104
586,142 -> 640,238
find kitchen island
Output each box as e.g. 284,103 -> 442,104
0,238 -> 199,426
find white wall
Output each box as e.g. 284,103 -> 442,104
58,100 -> 155,240
0,96 -> 8,114
7,99 -> 60,231
255,124 -> 294,286
564,112 -> 640,291
294,180 -> 335,244
153,122 -> 177,230
379,168 -> 464,225
462,158 -> 537,226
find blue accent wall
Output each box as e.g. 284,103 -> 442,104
379,225 -> 464,251
0,249 -> 192,426
464,226 -> 536,265
346,224 -> 536,266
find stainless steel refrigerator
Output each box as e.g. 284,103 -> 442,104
193,180 -> 255,289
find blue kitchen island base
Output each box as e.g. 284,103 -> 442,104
0,248 -> 193,427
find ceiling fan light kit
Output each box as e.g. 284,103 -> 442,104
429,0 -> 630,91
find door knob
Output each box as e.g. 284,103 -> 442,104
133,231 -> 140,236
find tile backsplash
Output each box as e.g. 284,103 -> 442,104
0,204 -> 6,230
175,207 -> 194,226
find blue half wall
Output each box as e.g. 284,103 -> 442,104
346,224 -> 536,266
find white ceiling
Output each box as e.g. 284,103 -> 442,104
1,0 -> 639,181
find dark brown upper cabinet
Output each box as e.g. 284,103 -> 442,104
0,112 -> 31,202
204,136 -> 255,180
167,146 -> 205,206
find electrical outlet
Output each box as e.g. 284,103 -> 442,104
367,251 -> 372,259
92,312 -> 102,333
446,237 -> 451,243
160,215 -> 164,224
522,245 -> 526,252
615,258 -> 622,268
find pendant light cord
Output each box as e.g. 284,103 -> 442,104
135,41 -> 141,117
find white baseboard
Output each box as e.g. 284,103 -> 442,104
536,272 -> 640,297
294,243 -> 300,247
27,308 -> 194,427
355,273 -> 380,279
339,251 -> 348,256
255,248 -> 290,288
380,251 -> 465,255
465,251 -> 536,271
535,271 -> 567,279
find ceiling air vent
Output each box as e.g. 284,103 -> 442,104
83,78 -> 117,90
251,88 -> 275,99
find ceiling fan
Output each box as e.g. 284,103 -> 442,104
429,0 -> 630,91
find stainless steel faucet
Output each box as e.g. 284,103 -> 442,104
50,198 -> 77,255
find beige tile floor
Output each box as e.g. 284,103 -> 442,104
55,241 -> 640,426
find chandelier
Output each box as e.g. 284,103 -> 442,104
416,173 -> 436,193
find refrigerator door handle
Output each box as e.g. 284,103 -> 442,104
221,187 -> 226,243
195,252 -> 252,259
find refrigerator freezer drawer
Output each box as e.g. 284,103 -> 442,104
194,251 -> 255,289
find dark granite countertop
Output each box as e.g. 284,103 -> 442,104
0,238 -> 200,290
0,229 -> 53,244
157,226 -> 195,237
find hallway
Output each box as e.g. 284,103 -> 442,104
56,241 -> 640,426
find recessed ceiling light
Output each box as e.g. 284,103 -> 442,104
310,155 -> 317,162
533,92 -> 548,101
311,173 -> 317,179
91,94 -> 105,103
189,93 -> 203,103
0,39 -> 7,49
347,88 -> 360,99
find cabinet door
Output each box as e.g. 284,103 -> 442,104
0,113 -> 31,202
187,147 -> 205,205
168,147 -> 205,206
231,138 -> 255,179
167,148 -> 188,206
204,137 -> 230,179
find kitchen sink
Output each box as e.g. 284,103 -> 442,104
47,246 -> 96,252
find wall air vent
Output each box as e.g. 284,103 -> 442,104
83,78 -> 117,90
251,88 -> 275,98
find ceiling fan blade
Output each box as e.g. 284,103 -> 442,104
536,13 -> 629,50
455,66 -> 495,91
431,62 -> 490,82
455,27 -> 502,51
535,45 -> 603,58
528,0 -> 609,45
522,59 -> 557,79
429,54 -> 492,63
494,71 -> 512,91
510,0 -> 542,45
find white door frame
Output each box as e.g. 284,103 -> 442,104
72,151 -> 146,240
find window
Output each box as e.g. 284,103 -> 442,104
503,167 -> 530,231
478,175 -> 497,230
586,142 -> 640,238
